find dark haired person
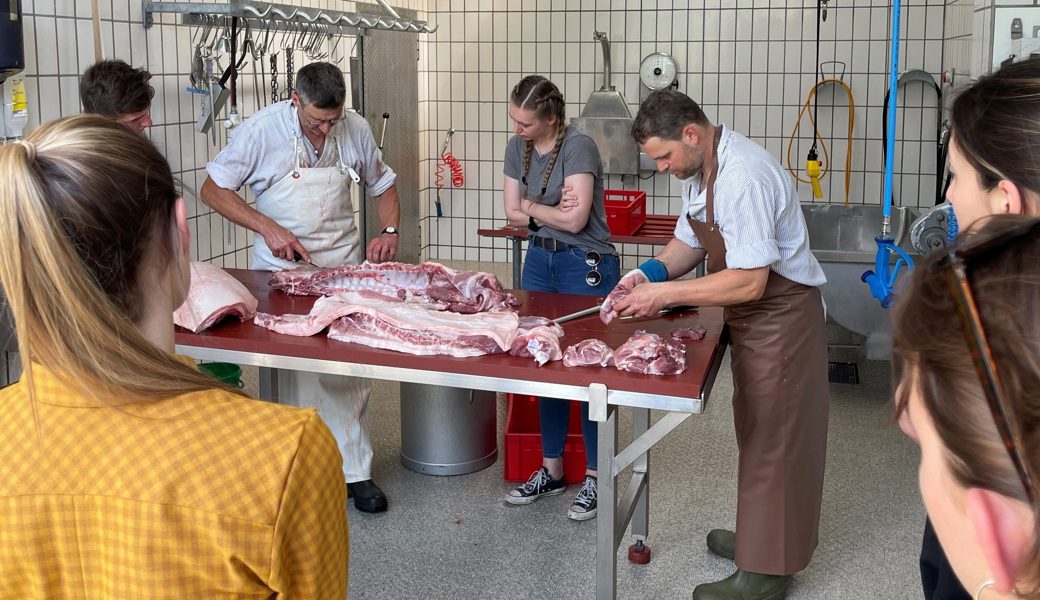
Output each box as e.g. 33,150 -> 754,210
79,59 -> 154,133
913,57 -> 1040,600
500,75 -> 619,520
895,215 -> 1040,600
0,116 -> 347,597
605,89 -> 829,599
201,61 -> 400,514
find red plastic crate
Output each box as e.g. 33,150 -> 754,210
503,394 -> 588,484
603,189 -> 647,236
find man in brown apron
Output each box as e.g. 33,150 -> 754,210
609,90 -> 829,600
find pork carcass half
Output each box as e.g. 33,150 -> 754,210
563,339 -> 615,368
255,291 -> 519,358
614,330 -> 687,375
269,261 -> 518,313
174,262 -> 259,333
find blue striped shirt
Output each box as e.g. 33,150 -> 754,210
674,125 -> 826,287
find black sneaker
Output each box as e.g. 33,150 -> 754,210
505,467 -> 566,505
567,475 -> 597,521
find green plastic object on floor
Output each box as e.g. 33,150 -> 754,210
197,362 -> 244,388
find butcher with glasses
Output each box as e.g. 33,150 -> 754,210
201,61 -> 400,515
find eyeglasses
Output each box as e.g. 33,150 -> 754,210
931,218 -> 1040,502
302,114 -> 345,128
584,251 -> 602,287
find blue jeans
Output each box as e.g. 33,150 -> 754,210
522,244 -> 620,470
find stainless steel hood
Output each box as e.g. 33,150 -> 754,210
572,31 -> 639,175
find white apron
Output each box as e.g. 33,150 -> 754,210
254,130 -> 373,482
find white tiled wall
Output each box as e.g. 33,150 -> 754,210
419,1 -> 951,266
11,1 -> 954,270
10,0 -> 427,268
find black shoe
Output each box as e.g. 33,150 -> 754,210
504,467 -> 566,505
347,479 -> 388,513
567,475 -> 598,521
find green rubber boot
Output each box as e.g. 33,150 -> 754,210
706,529 -> 736,561
692,569 -> 786,600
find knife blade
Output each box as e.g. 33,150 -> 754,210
292,251 -> 321,268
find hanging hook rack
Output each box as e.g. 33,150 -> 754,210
143,0 -> 438,34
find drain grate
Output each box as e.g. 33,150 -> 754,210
828,361 -> 860,385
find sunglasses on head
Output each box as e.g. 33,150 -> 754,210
930,217 -> 1040,502
584,251 -> 602,287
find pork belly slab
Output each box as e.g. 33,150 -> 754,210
255,292 -> 519,358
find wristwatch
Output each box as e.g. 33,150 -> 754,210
381,226 -> 399,235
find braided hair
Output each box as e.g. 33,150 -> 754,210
510,75 -> 567,200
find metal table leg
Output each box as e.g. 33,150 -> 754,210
630,408 -> 650,545
512,238 -> 522,289
258,367 -> 281,402
596,403 -> 619,600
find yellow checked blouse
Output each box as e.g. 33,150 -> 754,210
0,364 -> 348,599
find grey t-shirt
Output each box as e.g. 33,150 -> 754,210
503,126 -> 615,255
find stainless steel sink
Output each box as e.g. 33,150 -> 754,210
800,203 -> 920,359
801,203 -> 918,263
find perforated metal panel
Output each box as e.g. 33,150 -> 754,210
357,4 -> 420,264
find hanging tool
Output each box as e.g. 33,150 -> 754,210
378,112 -> 390,150
806,1 -> 827,198
786,65 -> 855,204
862,0 -> 916,308
882,69 -> 945,205
224,17 -> 241,131
434,128 -> 462,218
284,46 -> 294,100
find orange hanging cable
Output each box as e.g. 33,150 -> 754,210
786,78 -> 855,204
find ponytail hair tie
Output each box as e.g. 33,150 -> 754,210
14,139 -> 36,162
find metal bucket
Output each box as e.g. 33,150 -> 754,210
399,383 -> 498,476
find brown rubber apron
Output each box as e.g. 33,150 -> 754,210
685,130 -> 829,575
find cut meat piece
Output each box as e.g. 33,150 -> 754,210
329,314 -> 507,357
174,262 -> 258,333
255,291 -> 519,358
254,291 -> 404,337
599,286 -> 630,325
509,316 -> 564,365
517,316 -> 564,338
268,261 -> 519,313
509,325 -> 563,366
671,326 -> 707,341
614,330 -> 687,376
563,339 -> 615,368
600,271 -> 649,324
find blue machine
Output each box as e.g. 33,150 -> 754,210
0,0 -> 25,85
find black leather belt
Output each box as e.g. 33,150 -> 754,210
529,236 -> 575,252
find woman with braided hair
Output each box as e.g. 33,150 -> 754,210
502,74 -> 619,520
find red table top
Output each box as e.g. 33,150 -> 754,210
175,269 -> 727,400
477,214 -> 679,246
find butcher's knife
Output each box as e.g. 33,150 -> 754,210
552,304 -> 602,325
292,251 -> 321,268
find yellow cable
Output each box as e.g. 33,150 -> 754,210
786,78 -> 855,205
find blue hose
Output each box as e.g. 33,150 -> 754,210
863,0 -> 915,307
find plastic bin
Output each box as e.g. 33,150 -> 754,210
197,362 -> 244,388
503,394 -> 587,484
603,189 -> 647,236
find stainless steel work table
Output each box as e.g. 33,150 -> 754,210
175,268 -> 729,600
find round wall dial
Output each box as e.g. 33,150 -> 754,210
639,53 -> 678,90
